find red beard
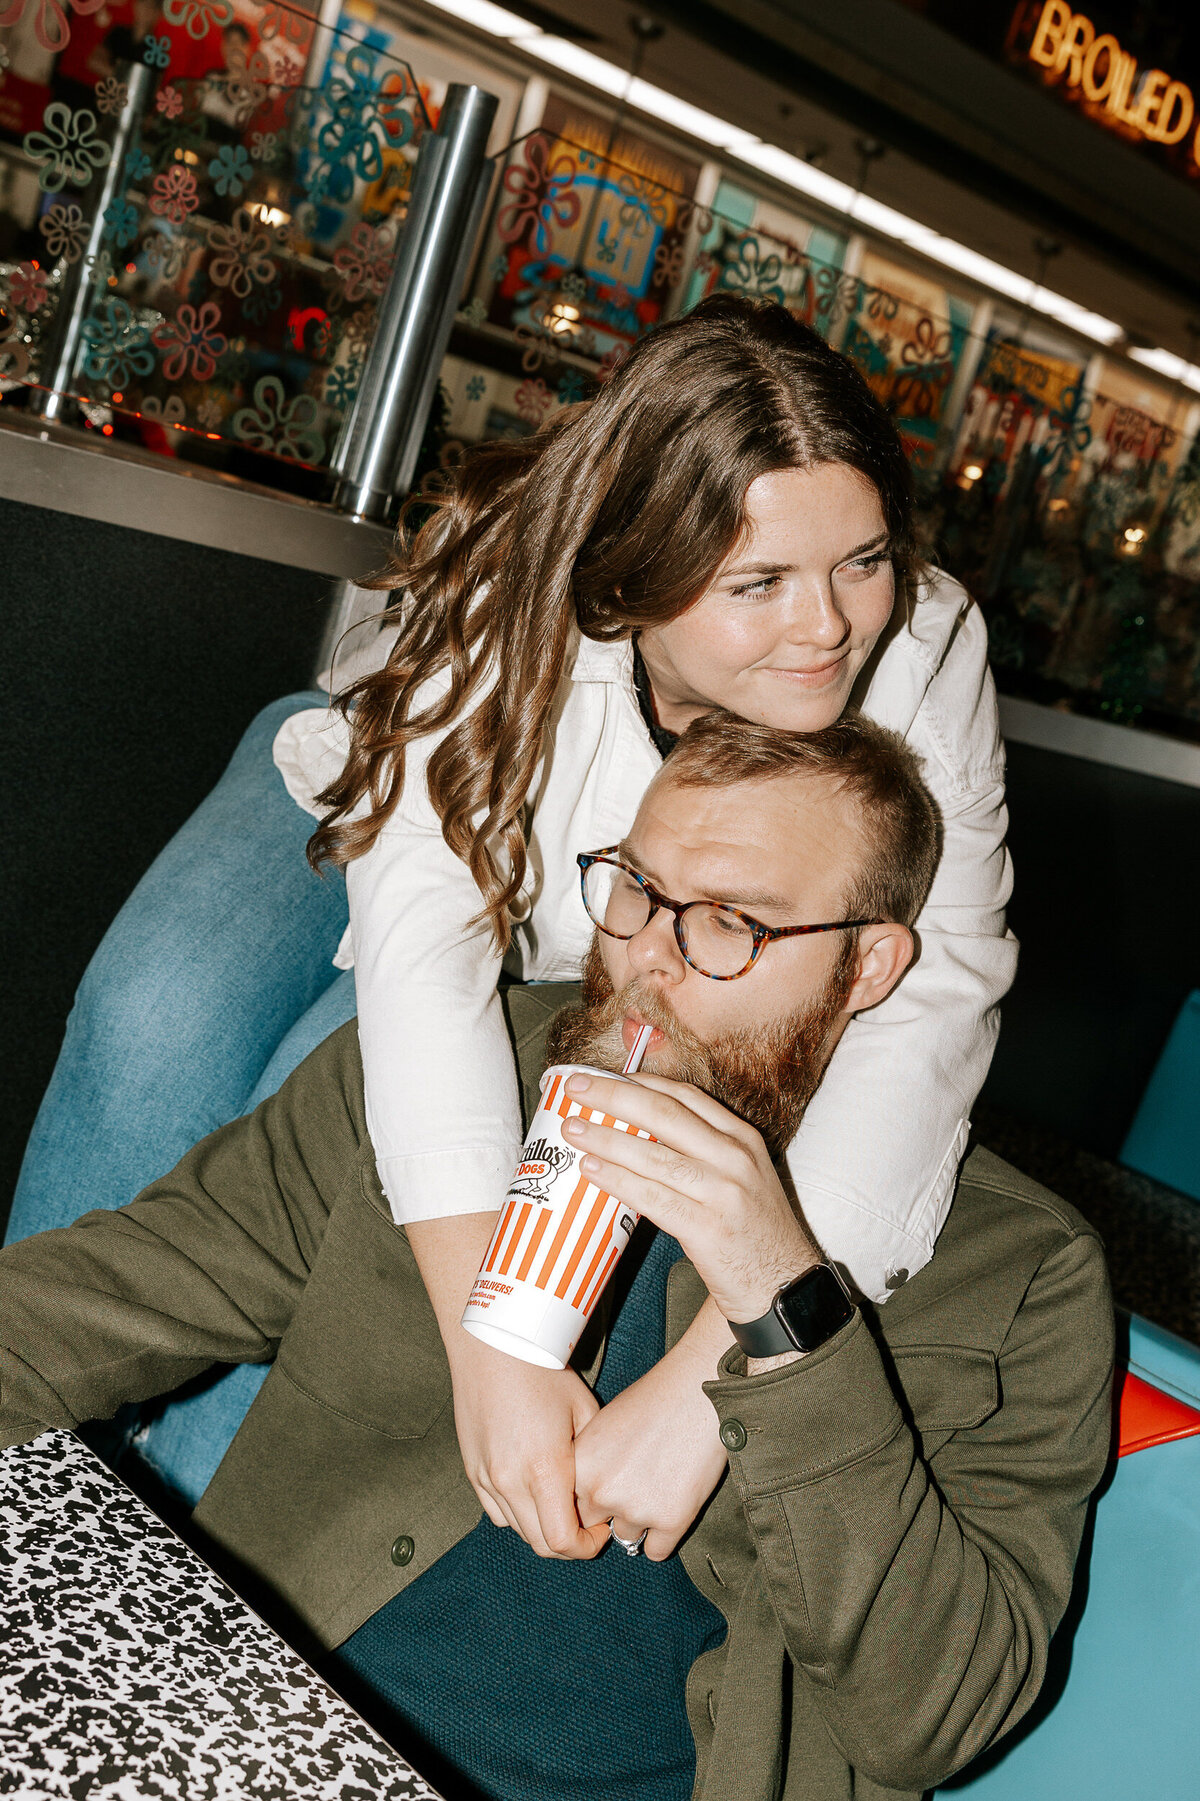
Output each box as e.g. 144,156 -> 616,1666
543,937 -> 856,1165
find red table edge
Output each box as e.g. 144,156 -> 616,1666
1116,1368 -> 1200,1457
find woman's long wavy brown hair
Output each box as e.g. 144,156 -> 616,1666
308,294 -> 918,949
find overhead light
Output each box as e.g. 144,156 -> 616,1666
419,0 -> 1169,360
428,0 -> 530,33
732,140 -> 1122,341
1128,346 -> 1200,396
848,196 -> 1122,344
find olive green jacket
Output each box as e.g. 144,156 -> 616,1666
0,986 -> 1113,1801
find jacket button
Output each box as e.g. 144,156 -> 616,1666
390,1535 -> 415,1567
719,1419 -> 747,1452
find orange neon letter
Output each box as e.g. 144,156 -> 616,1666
1029,0 -> 1071,70
1056,12 -> 1095,87
1134,70 -> 1169,136
1153,80 -> 1194,144
1081,33 -> 1121,102
1106,51 -> 1138,119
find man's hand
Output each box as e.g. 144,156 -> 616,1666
561,1071 -> 820,1324
573,1297 -> 732,1561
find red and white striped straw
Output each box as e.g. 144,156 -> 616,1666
622,1021 -> 655,1076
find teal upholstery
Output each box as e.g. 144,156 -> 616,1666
1121,990 -> 1200,1201
938,1313 -> 1200,1798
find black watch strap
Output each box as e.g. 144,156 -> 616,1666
730,1263 -> 855,1358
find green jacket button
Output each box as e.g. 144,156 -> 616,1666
719,1419 -> 747,1452
390,1535 -> 415,1567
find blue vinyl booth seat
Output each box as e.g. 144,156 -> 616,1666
936,1311 -> 1200,1800
1121,989 -> 1200,1202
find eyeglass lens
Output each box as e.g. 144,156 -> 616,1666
582,860 -> 757,978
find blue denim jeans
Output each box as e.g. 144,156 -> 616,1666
7,692 -> 357,1503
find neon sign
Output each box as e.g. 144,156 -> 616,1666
1024,2 -> 1196,161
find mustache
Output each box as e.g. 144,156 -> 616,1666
541,943 -> 709,1077
575,957 -> 709,1069
543,937 -> 854,1163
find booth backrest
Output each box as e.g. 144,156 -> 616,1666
938,1312 -> 1200,1798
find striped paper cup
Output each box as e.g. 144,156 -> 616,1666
460,1064 -> 654,1369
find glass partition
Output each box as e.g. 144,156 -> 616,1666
5,4 -> 1199,740
935,333 -> 1200,736
444,113 -> 1200,743
0,0 -> 442,499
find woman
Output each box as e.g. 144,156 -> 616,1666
10,296 -> 1014,1543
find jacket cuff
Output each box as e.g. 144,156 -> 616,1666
701,1311 -> 904,1492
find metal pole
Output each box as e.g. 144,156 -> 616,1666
331,82 -> 499,520
35,59 -> 155,423
299,0 -> 343,94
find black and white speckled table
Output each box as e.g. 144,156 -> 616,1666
0,1430 -> 443,1800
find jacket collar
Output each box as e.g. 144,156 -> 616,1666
568,631 -> 636,685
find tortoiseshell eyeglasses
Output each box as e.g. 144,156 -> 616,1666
577,849 -> 876,982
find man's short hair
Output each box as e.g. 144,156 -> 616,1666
660,711 -> 942,928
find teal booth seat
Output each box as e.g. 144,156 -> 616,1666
1121,990 -> 1200,1201
937,1312 -> 1200,1799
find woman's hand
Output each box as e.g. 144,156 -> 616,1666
446,1331 -> 610,1559
573,1296 -> 733,1561
405,1211 -> 609,1561
561,1073 -> 821,1324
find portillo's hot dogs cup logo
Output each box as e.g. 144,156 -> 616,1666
509,1136 -> 576,1204
461,1065 -> 655,1370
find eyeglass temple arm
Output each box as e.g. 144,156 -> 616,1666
764,918 -> 879,941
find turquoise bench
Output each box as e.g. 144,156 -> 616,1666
1121,990 -> 1200,1202
939,1312 -> 1200,1798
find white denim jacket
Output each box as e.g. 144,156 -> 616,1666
273,566 -> 1015,1305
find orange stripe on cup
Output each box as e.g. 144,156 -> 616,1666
570,1224 -> 613,1310
497,1202 -> 531,1277
555,1190 -> 610,1300
516,1206 -> 553,1281
533,1174 -> 590,1290
483,1205 -> 514,1273
583,1244 -> 623,1317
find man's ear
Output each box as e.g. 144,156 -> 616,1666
845,923 -> 913,1014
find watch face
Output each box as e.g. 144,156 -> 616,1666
776,1264 -> 856,1352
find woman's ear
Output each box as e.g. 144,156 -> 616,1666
844,923 -> 913,1015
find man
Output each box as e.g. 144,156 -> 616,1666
0,714 -> 1112,1801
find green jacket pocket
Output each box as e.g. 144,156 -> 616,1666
276,1162 -> 452,1441
889,1342 -> 1000,1450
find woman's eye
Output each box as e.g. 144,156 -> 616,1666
729,575 -> 778,597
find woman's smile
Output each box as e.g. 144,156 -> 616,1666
758,651 -> 853,688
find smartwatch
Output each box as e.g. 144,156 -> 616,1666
730,1263 -> 856,1358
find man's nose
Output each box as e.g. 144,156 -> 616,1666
625,906 -> 687,982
